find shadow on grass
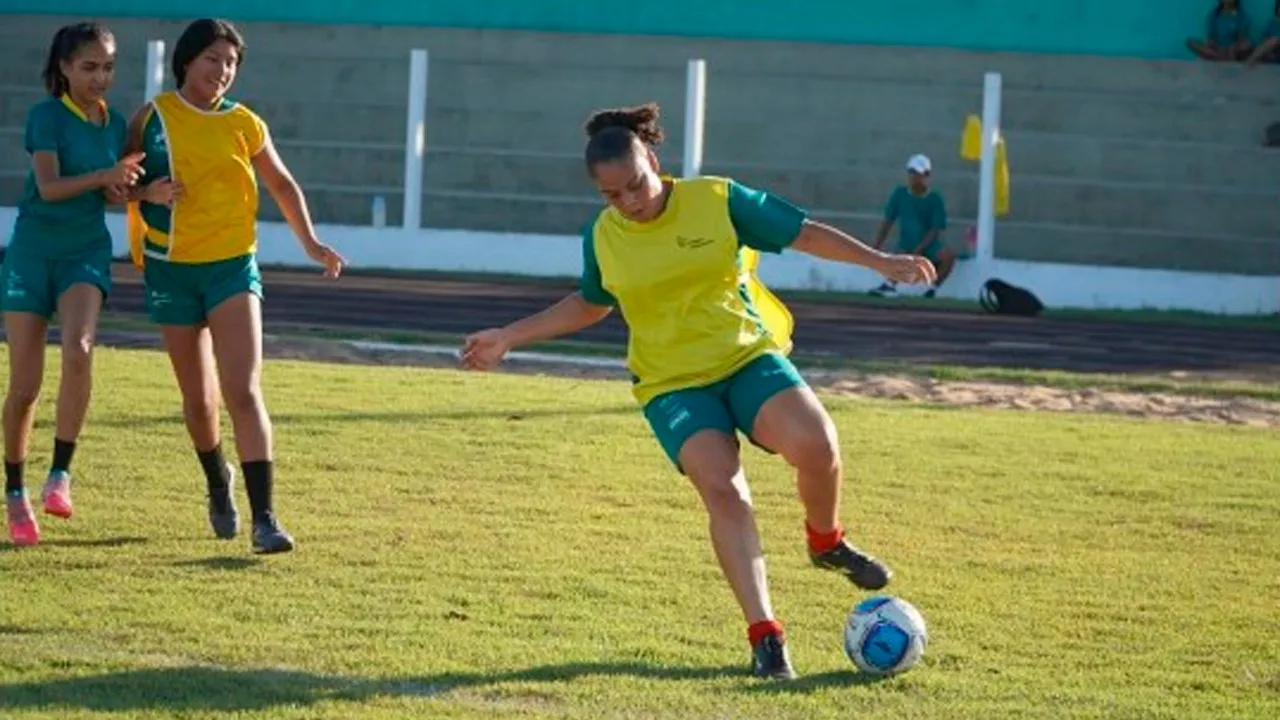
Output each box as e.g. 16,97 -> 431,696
742,668 -> 889,694
170,556 -> 261,571
91,405 -> 637,430
0,536 -> 148,553
0,660 -> 876,712
0,667 -> 360,713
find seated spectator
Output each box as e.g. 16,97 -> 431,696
1187,0 -> 1254,61
1246,1 -> 1280,67
870,154 -> 954,299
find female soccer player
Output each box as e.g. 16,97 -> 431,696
2,22 -> 159,547
124,18 -> 345,555
461,103 -> 935,679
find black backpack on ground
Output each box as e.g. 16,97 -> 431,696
979,278 -> 1045,317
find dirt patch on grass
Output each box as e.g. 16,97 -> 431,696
259,336 -> 1280,428
807,373 -> 1280,427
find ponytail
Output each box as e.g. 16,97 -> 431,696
583,102 -> 666,172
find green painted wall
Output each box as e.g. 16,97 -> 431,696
3,1 -> 1276,60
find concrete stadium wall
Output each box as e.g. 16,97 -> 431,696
0,14 -> 1276,311
3,0 -> 1278,59
2,207 -> 1274,315
3,15 -> 1276,276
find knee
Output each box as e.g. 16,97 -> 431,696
60,337 -> 94,380
221,381 -> 263,417
5,383 -> 41,410
182,388 -> 220,420
780,420 -> 841,474
699,472 -> 755,519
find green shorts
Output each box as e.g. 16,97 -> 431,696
143,252 -> 263,326
0,244 -> 113,318
642,351 -> 807,470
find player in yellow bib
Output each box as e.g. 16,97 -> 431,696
123,19 -> 345,554
462,103 -> 935,680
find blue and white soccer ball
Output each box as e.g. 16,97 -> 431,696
843,595 -> 928,676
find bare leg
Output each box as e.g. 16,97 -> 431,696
751,385 -> 892,590
933,248 -> 957,288
161,323 -> 221,452
677,428 -> 794,678
3,312 -> 48,471
1187,39 -> 1223,60
206,292 -> 292,553
3,311 -> 47,544
751,387 -> 842,534
206,293 -> 270,463
679,429 -> 775,626
52,284 -> 103,448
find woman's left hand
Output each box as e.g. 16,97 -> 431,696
305,239 -> 346,279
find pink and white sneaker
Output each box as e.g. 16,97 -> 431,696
41,471 -> 73,519
6,491 -> 40,546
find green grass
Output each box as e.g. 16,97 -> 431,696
260,264 -> 1280,330
1,347 -> 1278,719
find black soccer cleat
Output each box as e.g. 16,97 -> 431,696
251,513 -> 295,554
810,539 -> 893,590
207,464 -> 240,540
751,632 -> 797,680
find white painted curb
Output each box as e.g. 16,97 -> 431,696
343,340 -> 629,369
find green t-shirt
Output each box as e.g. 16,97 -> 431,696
1207,8 -> 1250,47
10,97 -> 126,258
883,185 -> 947,252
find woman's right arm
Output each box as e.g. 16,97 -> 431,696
502,292 -> 612,347
28,103 -> 145,202
460,293 -> 611,371
30,151 -> 104,202
32,151 -> 144,203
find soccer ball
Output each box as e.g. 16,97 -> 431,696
843,595 -> 928,676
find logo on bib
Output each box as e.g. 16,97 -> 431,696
676,235 -> 715,249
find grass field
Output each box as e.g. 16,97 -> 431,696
1,347 -> 1278,719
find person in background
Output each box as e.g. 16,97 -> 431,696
1187,0 -> 1254,61
1245,1 -> 1280,66
870,154 -> 954,299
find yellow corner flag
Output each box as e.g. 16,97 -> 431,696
961,114 -> 982,161
960,114 -> 1010,216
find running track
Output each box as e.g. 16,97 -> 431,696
100,265 -> 1279,378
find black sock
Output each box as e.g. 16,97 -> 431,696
196,444 -> 231,496
51,438 -> 77,474
4,461 -> 24,495
241,460 -> 273,522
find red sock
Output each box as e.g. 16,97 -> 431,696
806,522 -> 845,555
748,619 -> 785,646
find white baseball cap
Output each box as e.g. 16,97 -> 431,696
906,154 -> 932,174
